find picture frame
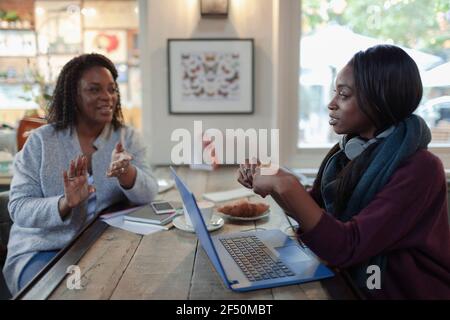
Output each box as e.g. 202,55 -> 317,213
84,30 -> 127,63
168,38 -> 254,114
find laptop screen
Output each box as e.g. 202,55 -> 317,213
170,167 -> 231,288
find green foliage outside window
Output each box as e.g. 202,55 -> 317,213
301,0 -> 450,58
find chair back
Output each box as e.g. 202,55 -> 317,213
16,117 -> 47,151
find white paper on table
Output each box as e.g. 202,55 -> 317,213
202,188 -> 255,203
102,215 -> 164,235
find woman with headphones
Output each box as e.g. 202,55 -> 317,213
237,45 -> 450,299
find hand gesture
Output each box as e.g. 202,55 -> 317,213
237,159 -> 294,198
252,167 -> 297,198
62,155 -> 95,209
237,158 -> 260,189
107,142 -> 133,178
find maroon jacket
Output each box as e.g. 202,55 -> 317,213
298,149 -> 450,299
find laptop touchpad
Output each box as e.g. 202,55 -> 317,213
276,245 -> 311,263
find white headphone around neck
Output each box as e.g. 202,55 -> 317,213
339,126 -> 395,160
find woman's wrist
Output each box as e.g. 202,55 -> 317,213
58,196 -> 72,219
273,174 -> 300,196
273,175 -> 323,232
118,165 -> 137,189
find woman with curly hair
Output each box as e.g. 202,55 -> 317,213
3,53 -> 158,295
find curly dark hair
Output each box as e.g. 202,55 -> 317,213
47,53 -> 124,130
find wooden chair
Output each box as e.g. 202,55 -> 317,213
16,117 -> 47,152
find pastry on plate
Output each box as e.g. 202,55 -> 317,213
217,199 -> 269,218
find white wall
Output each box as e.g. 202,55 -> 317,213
139,0 -> 299,165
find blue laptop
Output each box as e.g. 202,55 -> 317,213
171,167 -> 334,292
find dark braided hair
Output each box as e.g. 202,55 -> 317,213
47,53 -> 124,131
311,45 -> 423,217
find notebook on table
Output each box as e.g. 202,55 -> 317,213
170,167 -> 334,292
124,205 -> 178,226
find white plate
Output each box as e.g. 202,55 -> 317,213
173,214 -> 224,233
218,209 -> 270,221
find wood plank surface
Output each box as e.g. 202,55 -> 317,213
110,166 -> 200,299
49,227 -> 141,299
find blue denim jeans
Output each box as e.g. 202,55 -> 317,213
18,250 -> 58,291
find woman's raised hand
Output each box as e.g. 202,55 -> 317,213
107,142 -> 133,178
237,159 -> 297,198
62,155 -> 95,210
107,141 -> 137,189
237,159 -> 260,189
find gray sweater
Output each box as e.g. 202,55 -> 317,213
3,124 -> 158,294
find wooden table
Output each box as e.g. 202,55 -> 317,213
25,166 -> 357,300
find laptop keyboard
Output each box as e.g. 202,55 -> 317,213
220,235 -> 295,282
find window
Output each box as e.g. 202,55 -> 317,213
299,0 -> 450,149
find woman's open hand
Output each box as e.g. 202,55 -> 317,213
59,155 -> 95,217
107,142 -> 137,189
107,142 -> 133,178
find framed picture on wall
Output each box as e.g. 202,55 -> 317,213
168,38 -> 254,114
84,30 -> 127,63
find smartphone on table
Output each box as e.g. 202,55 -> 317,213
151,201 -> 176,215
